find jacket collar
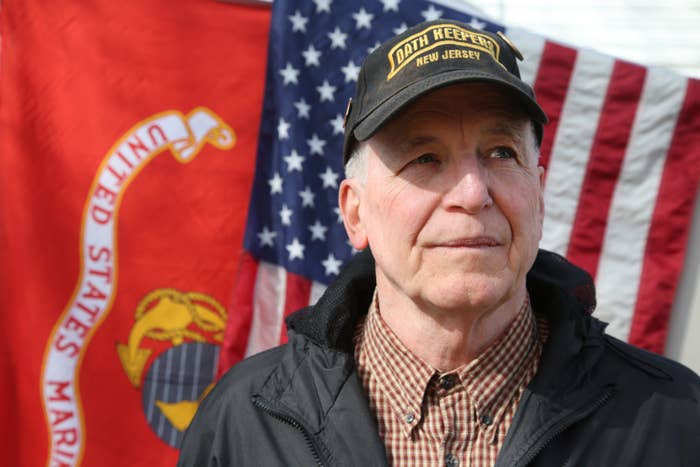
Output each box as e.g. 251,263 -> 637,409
282,247 -> 611,417
286,248 -> 377,354
526,249 -> 607,387
287,248 -> 602,359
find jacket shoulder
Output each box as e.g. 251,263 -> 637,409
602,334 -> 700,398
604,334 -> 700,381
216,344 -> 290,396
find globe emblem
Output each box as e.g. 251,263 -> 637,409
141,342 -> 218,447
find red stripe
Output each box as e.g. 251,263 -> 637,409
629,78 -> 700,353
532,41 -> 578,172
217,251 -> 258,378
566,61 -> 647,278
278,271 -> 312,345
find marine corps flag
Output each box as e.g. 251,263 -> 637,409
0,0 -> 270,465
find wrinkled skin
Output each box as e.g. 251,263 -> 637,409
340,83 -> 545,366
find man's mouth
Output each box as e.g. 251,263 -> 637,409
429,237 -> 501,248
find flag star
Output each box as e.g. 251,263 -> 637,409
268,172 -> 283,194
302,44 -> 322,67
279,204 -> 293,226
299,186 -> 316,207
327,27 -> 348,49
341,60 -> 361,83
294,98 -> 311,119
278,118 -> 290,139
316,80 -> 336,102
279,62 -> 300,85
352,8 -> 374,30
313,0 -> 332,13
307,133 -> 327,155
421,4 -> 443,21
393,23 -> 408,35
308,220 -> 328,241
381,0 -> 400,12
284,149 -> 305,172
367,41 -> 381,54
333,206 -> 343,223
469,17 -> 487,30
322,253 -> 343,276
286,237 -> 305,260
330,113 -> 345,135
320,166 -> 339,188
289,10 -> 308,33
257,226 -> 277,247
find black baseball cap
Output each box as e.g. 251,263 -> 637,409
343,19 -> 548,164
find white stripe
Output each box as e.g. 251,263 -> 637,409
540,50 -> 614,255
504,26 -> 545,87
309,281 -> 327,306
245,261 -> 287,357
428,0 -> 492,18
595,68 -> 687,341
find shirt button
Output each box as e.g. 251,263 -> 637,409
405,413 -> 415,423
445,453 -> 459,467
439,374 -> 457,390
480,413 -> 493,426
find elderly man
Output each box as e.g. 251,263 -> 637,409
178,19 -> 700,466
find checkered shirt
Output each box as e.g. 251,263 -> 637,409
354,292 -> 548,467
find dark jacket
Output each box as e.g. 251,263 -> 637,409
178,250 -> 700,466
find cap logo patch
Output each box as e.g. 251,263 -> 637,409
386,23 -> 501,80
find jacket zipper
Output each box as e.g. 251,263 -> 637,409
514,386 -> 615,467
252,397 -> 326,467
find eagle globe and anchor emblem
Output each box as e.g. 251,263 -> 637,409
117,288 -> 227,447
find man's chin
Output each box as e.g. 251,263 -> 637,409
430,249 -> 509,273
420,274 -> 513,313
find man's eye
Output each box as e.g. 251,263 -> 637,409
415,153 -> 438,164
490,147 -> 516,159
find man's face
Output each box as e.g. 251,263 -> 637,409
340,83 -> 545,314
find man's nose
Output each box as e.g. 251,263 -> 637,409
443,157 -> 494,214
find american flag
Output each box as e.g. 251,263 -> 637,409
218,0 -> 700,375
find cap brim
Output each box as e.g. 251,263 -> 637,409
352,69 -> 549,142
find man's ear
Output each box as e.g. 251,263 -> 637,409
339,178 -> 369,250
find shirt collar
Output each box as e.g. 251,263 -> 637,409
360,290 -> 539,437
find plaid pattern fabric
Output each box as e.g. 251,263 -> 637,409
354,292 -> 548,466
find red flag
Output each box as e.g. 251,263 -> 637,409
0,0 -> 271,465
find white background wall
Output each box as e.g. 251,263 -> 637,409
461,0 -> 700,373
464,0 -> 700,78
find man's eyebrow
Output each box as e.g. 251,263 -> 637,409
483,122 -> 527,142
396,135 -> 438,152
